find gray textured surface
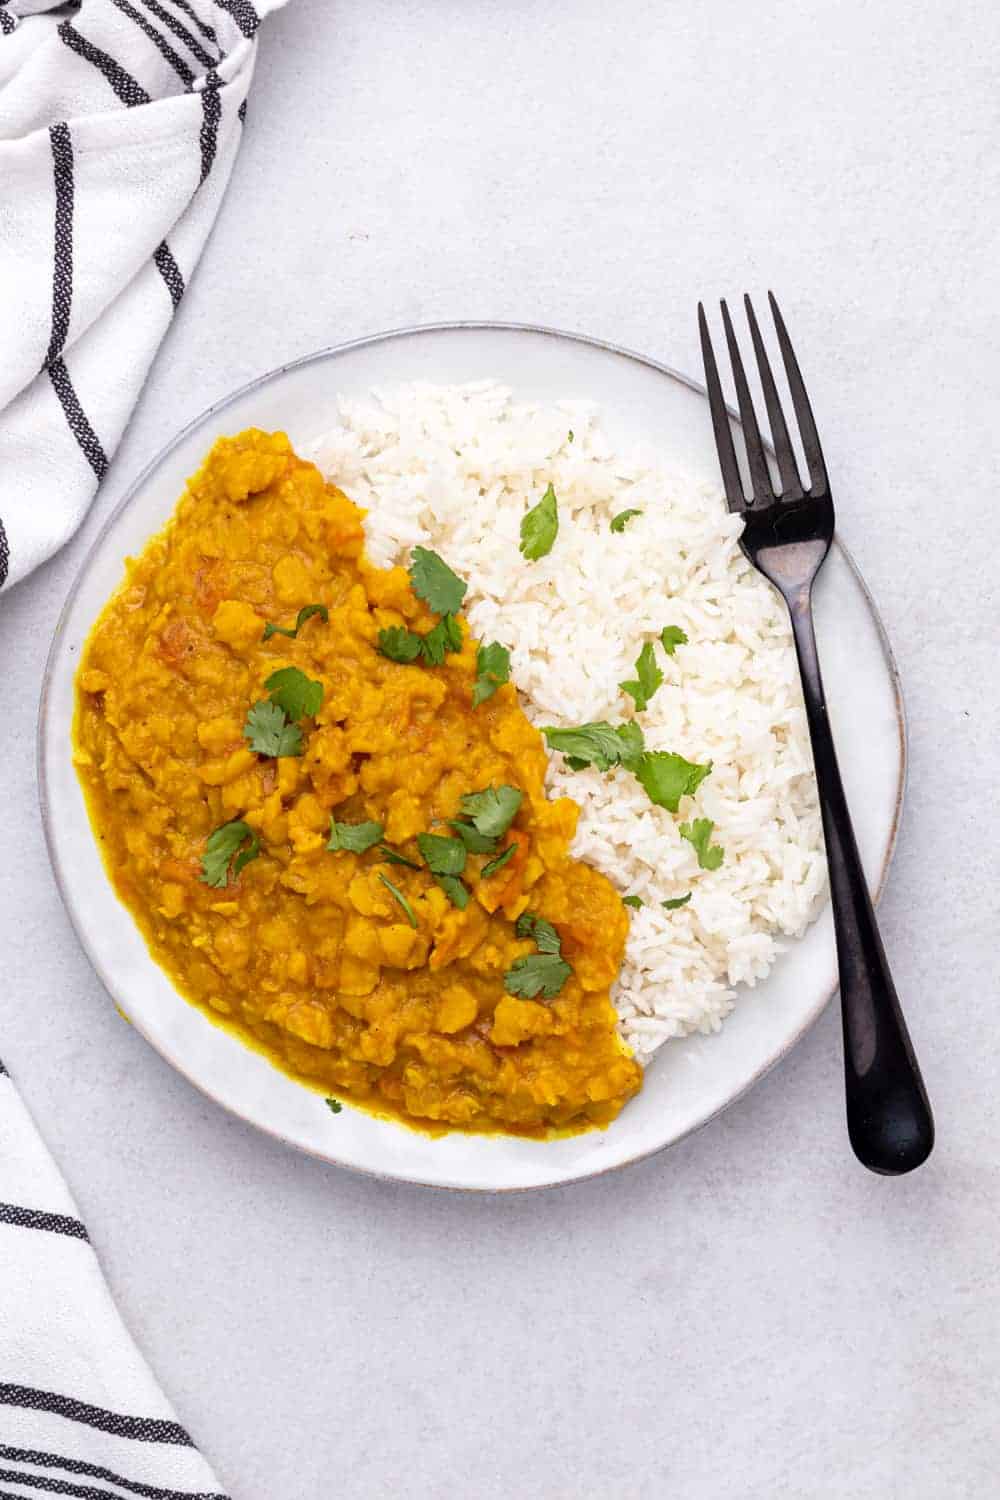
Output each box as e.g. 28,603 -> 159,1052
2,1 -> 999,1496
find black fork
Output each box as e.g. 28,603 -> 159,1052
699,293 -> 933,1175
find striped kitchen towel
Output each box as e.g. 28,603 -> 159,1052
0,1059 -> 228,1496
0,0 -> 289,593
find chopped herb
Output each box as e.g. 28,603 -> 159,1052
416,832 -> 467,877
622,895 -> 644,910
262,603 -> 329,641
200,820 -> 260,888
408,546 -> 467,616
504,953 -> 572,1000
481,842 -> 517,879
514,911 -> 561,954
378,845 -> 422,869
243,699 -> 303,758
458,785 -> 523,838
325,1097 -> 343,1115
434,873 -> 470,909
660,625 -> 688,655
620,641 -> 663,714
568,429 -> 575,443
420,613 -> 463,665
635,751 -> 712,813
663,892 -> 692,909
378,872 -> 417,927
264,666 -> 323,721
610,508 -> 643,533
327,817 -> 384,854
519,483 -> 559,561
679,818 -> 724,871
448,820 -> 497,854
542,720 -> 645,773
377,625 -> 424,663
472,640 -> 511,708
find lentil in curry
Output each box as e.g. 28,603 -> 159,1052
73,429 -> 642,1136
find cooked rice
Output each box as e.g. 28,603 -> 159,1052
308,382 -> 827,1061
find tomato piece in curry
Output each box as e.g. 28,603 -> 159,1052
73,429 -> 642,1136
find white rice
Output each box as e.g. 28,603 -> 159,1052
308,381 -> 827,1061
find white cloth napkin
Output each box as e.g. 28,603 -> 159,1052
0,0 -> 288,592
0,1061 -> 227,1495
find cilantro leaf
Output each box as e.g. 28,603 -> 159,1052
504,953 -> 572,1000
416,832 -> 467,877
378,845 -> 421,869
542,720 -> 645,773
448,820 -> 497,854
243,700 -> 303,757
620,641 -> 664,714
519,483 -> 559,561
378,626 -> 424,663
458,785 -> 523,838
663,892 -> 692,909
679,819 -> 724,871
481,842 -> 517,879
660,625 -> 688,655
634,751 -> 712,813
610,508 -> 643,533
264,666 -> 323,720
327,817 -> 384,854
420,613 -> 463,666
408,547 -> 467,616
325,1097 -> 343,1115
568,429 -> 575,443
434,873 -> 470,909
622,895 -> 644,910
262,603 -> 329,641
378,872 -> 417,927
472,640 -> 511,708
200,820 -> 260,888
514,912 -> 561,954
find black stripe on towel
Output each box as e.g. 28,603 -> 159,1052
44,123 -> 74,369
153,242 -> 185,308
0,1388 -> 193,1448
0,1447 -> 226,1500
0,519 -> 7,587
167,0 -> 218,46
211,0 -> 258,39
0,1466 -> 147,1499
198,72 -> 221,184
0,1203 -> 89,1242
237,98 -> 246,123
0,11 -> 15,36
0,1057 -> 7,1076
58,22 -> 152,108
111,0 -> 195,84
49,360 -> 109,481
138,0 -> 218,69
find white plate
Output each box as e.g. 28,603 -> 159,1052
38,323 -> 905,1192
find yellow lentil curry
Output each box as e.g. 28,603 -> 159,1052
74,429 -> 642,1136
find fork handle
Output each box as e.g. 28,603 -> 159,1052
787,590 -> 934,1175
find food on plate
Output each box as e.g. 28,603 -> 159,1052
74,429 -> 642,1136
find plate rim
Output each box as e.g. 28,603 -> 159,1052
37,319 -> 907,1191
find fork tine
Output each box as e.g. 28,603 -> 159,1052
744,294 -> 804,501
720,299 -> 774,504
768,291 -> 828,494
698,302 -> 746,513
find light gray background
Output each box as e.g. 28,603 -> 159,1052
2,1 -> 998,1496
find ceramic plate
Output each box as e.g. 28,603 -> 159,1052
38,323 -> 905,1191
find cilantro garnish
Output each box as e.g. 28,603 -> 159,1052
519,483 -> 559,561
472,640 -> 511,708
261,603 -> 328,641
620,641 -> 663,714
378,845 -> 421,869
416,832 -> 467,877
408,547 -> 467,616
325,1097 -> 343,1115
327,817 -> 384,854
378,872 -> 417,927
635,751 -> 712,813
610,508 -> 642,533
542,720 -> 645,773
448,820 -> 496,854
660,625 -> 688,655
481,842 -> 517,879
514,912 -> 561,953
568,429 -> 575,443
679,818 -> 724,870
243,699 -> 303,757
377,626 -> 424,663
200,820 -> 260,888
263,666 -> 323,721
419,614 -> 463,665
434,874 -> 470,909
504,953 -> 572,999
458,785 -> 523,838
663,892 -> 692,909
622,894 -> 644,910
